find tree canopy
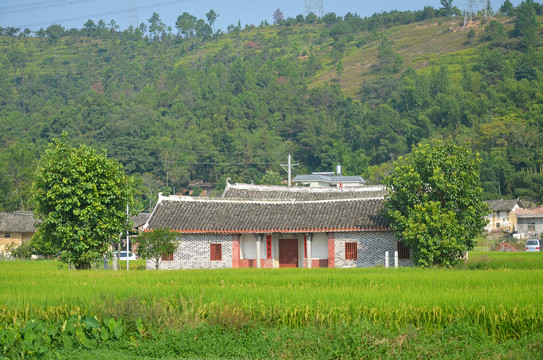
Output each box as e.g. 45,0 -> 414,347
384,139 -> 488,267
32,134 -> 134,269
137,228 -> 178,270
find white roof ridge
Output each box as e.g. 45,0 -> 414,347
160,195 -> 384,205
229,183 -> 385,193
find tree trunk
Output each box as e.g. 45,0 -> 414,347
76,262 -> 91,270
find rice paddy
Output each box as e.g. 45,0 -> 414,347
1,251 -> 543,343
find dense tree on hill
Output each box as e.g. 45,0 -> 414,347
273,8 -> 284,24
440,0 -> 454,16
514,0 -> 540,48
206,9 -> 219,33
0,9 -> 542,210
499,0 -> 515,15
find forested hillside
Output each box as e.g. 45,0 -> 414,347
1,2 -> 543,211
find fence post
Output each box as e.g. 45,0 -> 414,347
385,251 -> 389,268
394,251 -> 398,269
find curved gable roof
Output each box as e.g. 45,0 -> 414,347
146,196 -> 389,234
222,183 -> 387,201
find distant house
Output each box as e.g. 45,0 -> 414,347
484,199 -> 523,233
293,165 -> 366,188
293,173 -> 366,187
516,206 -> 543,239
143,183 -> 411,270
0,211 -> 38,254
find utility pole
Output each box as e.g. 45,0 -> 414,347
128,0 -> 138,29
281,154 -> 299,187
126,203 -> 130,271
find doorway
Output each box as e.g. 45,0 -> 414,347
279,239 -> 298,268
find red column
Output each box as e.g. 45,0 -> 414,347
327,232 -> 335,268
232,234 -> 240,268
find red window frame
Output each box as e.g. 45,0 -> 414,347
210,243 -> 222,261
266,235 -> 272,259
345,242 -> 357,260
162,253 -> 174,261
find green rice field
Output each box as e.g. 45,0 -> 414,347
1,251 -> 543,358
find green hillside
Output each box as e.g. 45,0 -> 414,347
1,4 -> 542,211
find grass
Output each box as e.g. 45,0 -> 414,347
1,251 -> 543,357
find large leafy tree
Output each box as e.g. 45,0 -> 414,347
384,139 -> 488,267
32,134 -> 133,269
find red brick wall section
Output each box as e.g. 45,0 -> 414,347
303,259 -> 329,268
232,234 -> 240,268
328,232 -> 335,268
239,259 -> 273,268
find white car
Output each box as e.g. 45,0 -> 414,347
118,251 -> 138,260
525,239 -> 540,252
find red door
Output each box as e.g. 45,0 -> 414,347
279,239 -> 298,268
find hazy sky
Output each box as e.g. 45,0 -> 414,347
0,0 -> 521,33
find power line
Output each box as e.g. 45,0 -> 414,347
9,0 -> 194,29
0,0 -> 96,13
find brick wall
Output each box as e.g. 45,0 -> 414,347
146,231 -> 412,270
147,233 -> 233,270
334,231 -> 413,268
239,259 -> 274,268
302,259 -> 329,268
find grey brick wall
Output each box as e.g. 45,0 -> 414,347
146,233 -> 232,270
334,231 -> 413,268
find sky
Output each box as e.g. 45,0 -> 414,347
0,0 -> 522,33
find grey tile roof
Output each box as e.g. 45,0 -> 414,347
146,196 -> 389,234
132,213 -> 151,229
222,183 -> 387,201
0,211 -> 39,232
484,199 -> 521,212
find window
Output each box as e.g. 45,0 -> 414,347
397,241 -> 410,259
496,222 -> 500,228
266,235 -> 272,259
4,233 -> 11,238
162,253 -> 174,261
345,242 -> 357,260
528,223 -> 535,231
210,243 -> 222,261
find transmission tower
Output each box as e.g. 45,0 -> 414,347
463,0 -> 491,26
304,0 -> 323,18
128,0 -> 138,28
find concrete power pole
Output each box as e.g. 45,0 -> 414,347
281,154 -> 299,187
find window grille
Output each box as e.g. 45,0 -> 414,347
397,241 -> 410,259
210,243 -> 222,261
345,242 -> 357,260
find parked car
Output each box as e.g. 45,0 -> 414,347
525,239 -> 540,252
118,251 -> 138,260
